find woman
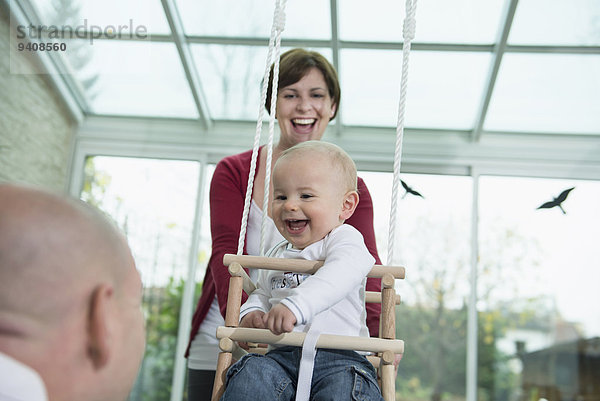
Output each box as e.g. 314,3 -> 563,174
185,48 -> 383,399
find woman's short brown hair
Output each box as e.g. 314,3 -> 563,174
265,48 -> 341,120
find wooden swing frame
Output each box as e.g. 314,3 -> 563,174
211,254 -> 406,401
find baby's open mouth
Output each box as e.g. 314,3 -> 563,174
286,219 -> 308,232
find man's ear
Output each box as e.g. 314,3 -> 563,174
340,191 -> 359,221
87,284 -> 114,370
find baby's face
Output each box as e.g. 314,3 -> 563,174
272,154 -> 346,249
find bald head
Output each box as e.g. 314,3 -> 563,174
0,184 -> 145,401
0,183 -> 133,334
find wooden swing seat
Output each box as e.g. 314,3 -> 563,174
211,254 -> 406,401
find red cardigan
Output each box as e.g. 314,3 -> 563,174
185,148 -> 382,357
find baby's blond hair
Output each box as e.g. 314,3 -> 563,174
277,141 -> 357,193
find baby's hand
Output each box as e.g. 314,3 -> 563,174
239,310 -> 266,350
240,310 -> 266,329
263,304 -> 297,335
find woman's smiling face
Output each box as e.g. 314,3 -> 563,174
275,67 -> 337,149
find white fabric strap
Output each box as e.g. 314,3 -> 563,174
295,303 -> 332,401
295,327 -> 320,401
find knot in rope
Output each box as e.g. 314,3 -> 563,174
273,7 -> 286,32
403,16 -> 416,41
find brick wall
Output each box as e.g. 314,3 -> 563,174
0,4 -> 76,193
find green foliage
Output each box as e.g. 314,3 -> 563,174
81,157 -> 111,208
396,305 -> 535,401
129,277 -> 203,401
396,305 -> 468,400
391,209 -> 547,401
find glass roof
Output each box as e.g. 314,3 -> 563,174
191,44 -> 269,120
508,0 -> 600,46
21,0 -> 600,137
66,40 -> 198,118
486,53 -> 600,134
178,0 -> 331,39
31,0 -> 171,34
341,49 -> 491,129
339,0 -> 505,44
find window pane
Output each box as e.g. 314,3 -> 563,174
361,171 -> 471,400
66,41 -> 198,118
196,164 -> 215,280
479,176 -> 600,401
191,45 -> 332,120
509,0 -> 600,46
191,45 -> 268,120
485,54 -> 600,134
339,0 -> 505,44
30,0 -> 170,34
176,0 -> 330,39
342,49 -> 490,129
80,156 -> 200,401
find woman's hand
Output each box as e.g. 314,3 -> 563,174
263,304 -> 297,335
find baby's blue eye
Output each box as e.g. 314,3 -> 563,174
276,195 -> 287,200
300,194 -> 313,199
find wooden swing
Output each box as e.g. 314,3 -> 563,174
211,256 -> 406,401
210,0 -> 418,399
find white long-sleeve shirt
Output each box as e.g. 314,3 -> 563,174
240,224 -> 375,338
0,352 -> 48,401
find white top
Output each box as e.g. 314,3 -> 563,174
0,352 -> 48,401
241,224 -> 375,338
187,200 -> 284,370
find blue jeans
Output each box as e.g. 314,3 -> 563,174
220,346 -> 383,401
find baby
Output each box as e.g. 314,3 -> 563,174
221,141 -> 383,401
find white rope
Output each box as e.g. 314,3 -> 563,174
387,0 -> 418,265
236,0 -> 287,256
260,0 -> 287,255
238,0 -> 417,263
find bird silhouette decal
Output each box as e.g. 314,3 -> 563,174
401,180 -> 424,199
536,187 -> 574,214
